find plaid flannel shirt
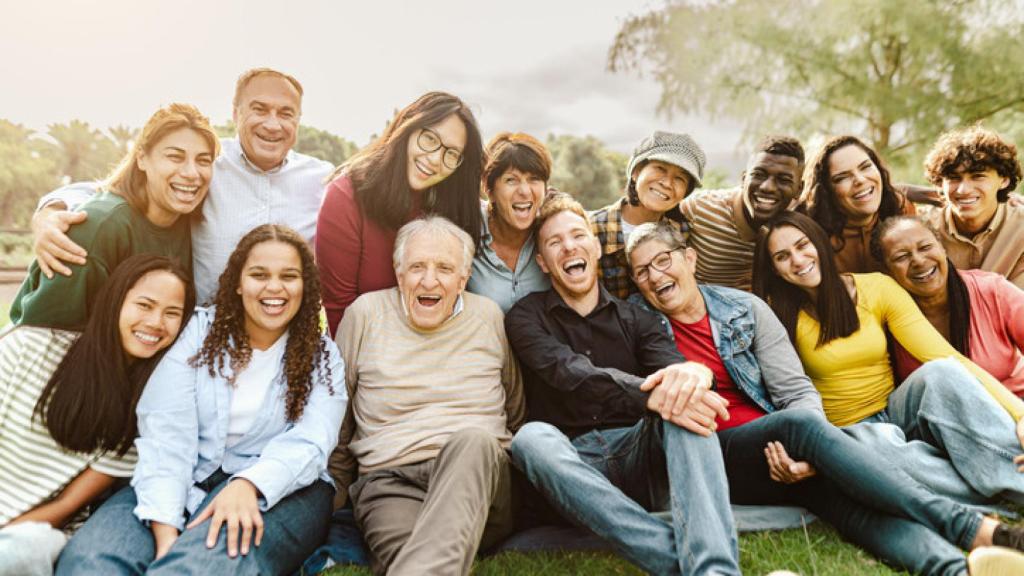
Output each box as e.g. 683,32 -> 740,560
590,198 -> 688,300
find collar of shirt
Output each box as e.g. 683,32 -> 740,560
943,203 -> 1006,246
479,203 -> 538,272
729,188 -> 758,242
542,283 -> 616,316
227,138 -> 291,175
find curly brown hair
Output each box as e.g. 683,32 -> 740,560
190,224 -> 332,421
924,125 -> 1021,202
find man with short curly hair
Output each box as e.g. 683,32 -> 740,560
920,125 -> 1024,288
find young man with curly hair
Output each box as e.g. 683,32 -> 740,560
920,125 -> 1024,288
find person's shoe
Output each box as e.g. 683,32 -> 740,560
992,523 -> 1024,552
968,546 -> 1024,575
765,571 -> 799,576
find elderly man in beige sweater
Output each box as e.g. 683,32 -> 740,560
328,215 -> 525,576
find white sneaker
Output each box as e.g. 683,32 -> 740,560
968,546 -> 1024,576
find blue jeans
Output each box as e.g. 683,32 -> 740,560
851,358 -> 1024,505
55,476 -> 334,575
510,417 -> 739,576
720,408 -> 974,576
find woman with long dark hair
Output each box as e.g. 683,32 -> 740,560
873,216 -> 1024,395
316,92 -> 484,334
752,211 -> 1024,504
466,131 -> 552,312
0,255 -> 195,574
9,103 -> 217,331
802,135 -> 914,274
57,224 -> 345,576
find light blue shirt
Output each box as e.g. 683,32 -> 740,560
41,138 -> 333,305
131,307 -> 347,530
466,206 -> 550,313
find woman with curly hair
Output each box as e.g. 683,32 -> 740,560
752,211 -> 1024,505
466,131 -> 552,312
0,255 -> 194,575
802,135 -> 915,274
917,125 -> 1024,288
58,224 -> 347,576
316,91 -> 484,335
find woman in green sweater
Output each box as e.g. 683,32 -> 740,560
9,102 -> 219,330
752,211 -> 1024,506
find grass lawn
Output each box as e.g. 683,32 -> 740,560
323,523 -> 911,575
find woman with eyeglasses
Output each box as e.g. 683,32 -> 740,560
752,211 -> 1024,505
316,92 -> 484,335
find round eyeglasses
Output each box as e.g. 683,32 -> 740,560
632,248 -> 681,283
416,128 -> 464,171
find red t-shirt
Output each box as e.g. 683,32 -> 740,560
669,314 -> 766,431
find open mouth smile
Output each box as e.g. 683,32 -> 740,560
562,258 -> 587,278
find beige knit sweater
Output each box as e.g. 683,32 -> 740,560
328,288 -> 525,508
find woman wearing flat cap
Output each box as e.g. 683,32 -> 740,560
590,130 -> 706,298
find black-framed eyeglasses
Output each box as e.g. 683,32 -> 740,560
632,248 -> 681,283
416,128 -> 464,171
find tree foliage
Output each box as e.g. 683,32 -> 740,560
0,120 -> 59,228
547,134 -> 627,210
295,125 -> 359,167
44,120 -> 120,183
609,0 -> 1024,173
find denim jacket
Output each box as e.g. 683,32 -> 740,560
630,284 -> 822,415
132,307 -> 347,530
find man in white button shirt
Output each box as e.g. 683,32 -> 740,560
30,67 -> 333,304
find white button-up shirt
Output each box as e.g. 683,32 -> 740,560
41,138 -> 334,304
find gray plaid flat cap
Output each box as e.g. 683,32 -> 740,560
626,131 -> 706,187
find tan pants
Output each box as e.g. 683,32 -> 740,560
350,428 -> 514,576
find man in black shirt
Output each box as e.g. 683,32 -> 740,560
505,193 -> 740,576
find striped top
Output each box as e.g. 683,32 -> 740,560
330,288 -> 525,483
0,326 -> 135,525
679,188 -> 758,291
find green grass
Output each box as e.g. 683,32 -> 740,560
323,523 -> 911,575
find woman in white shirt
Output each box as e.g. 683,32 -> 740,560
57,224 -> 347,576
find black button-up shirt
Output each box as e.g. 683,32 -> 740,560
505,285 -> 686,438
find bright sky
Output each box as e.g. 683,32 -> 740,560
0,0 -> 745,170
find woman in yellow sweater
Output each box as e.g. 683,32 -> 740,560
752,211 -> 1024,504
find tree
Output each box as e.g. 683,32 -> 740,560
609,0 -> 1024,175
44,120 -> 119,182
107,124 -> 139,156
546,134 -> 626,210
0,120 -> 59,227
295,125 -> 359,167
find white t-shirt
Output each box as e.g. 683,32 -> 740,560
227,334 -> 288,446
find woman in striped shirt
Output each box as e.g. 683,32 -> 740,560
0,254 -> 195,575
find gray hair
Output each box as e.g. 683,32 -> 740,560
624,221 -> 687,263
393,216 -> 475,275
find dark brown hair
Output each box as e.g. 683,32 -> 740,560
871,215 -> 971,355
337,92 -> 483,247
804,135 -> 904,246
36,254 -> 196,455
752,211 -> 860,347
191,224 -> 333,421
924,125 -> 1021,203
757,135 -> 805,165
483,132 -> 552,195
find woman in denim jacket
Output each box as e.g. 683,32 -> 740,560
58,225 -> 347,576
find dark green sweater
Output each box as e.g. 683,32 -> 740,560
10,191 -> 192,330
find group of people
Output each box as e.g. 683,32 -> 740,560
0,65 -> 1023,576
